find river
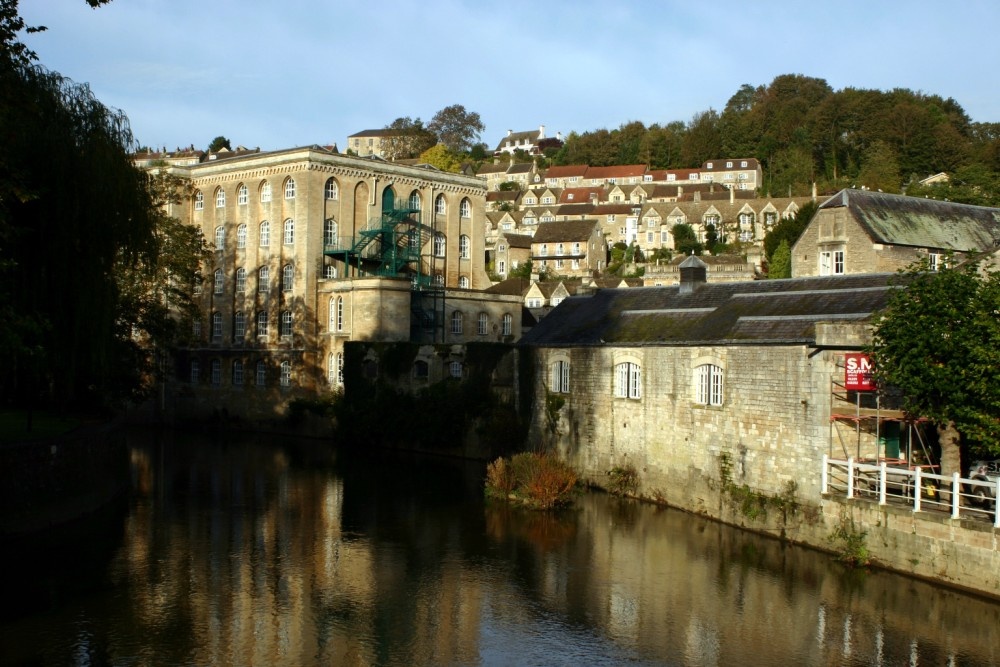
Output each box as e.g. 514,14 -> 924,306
1,428 -> 998,666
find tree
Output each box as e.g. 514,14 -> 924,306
380,117 -> 436,160
671,223 -> 703,256
768,240 -> 791,278
428,104 -> 485,154
868,260 -> 1000,483
417,144 -> 462,173
208,135 -> 231,152
857,140 -> 901,192
763,200 -> 817,264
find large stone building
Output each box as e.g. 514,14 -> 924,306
147,145 -> 522,419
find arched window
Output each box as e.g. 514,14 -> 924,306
323,264 -> 337,279
435,194 -> 446,215
477,312 -> 488,335
259,221 -> 270,247
283,218 -> 294,245
450,311 -> 463,334
381,186 -> 395,211
408,190 -> 421,210
459,234 -> 470,259
213,269 -> 224,294
434,232 -> 446,257
324,219 -> 337,246
282,264 -> 293,292
236,223 -> 247,249
211,312 -> 222,339
237,183 -> 248,205
233,311 -> 245,340
328,297 -> 336,331
258,266 -> 269,292
215,187 -> 226,208
235,267 -> 246,292
284,177 -> 296,200
255,360 -> 266,387
550,360 -> 570,393
194,190 -> 204,210
458,276 -> 469,289
336,352 -> 344,385
502,313 -> 512,336
214,226 -> 225,250
336,297 -> 344,331
280,310 -> 293,337
325,177 -> 339,200
695,364 -> 724,406
260,181 -> 272,203
449,361 -> 463,378
614,361 -> 642,399
256,311 -> 268,336
232,359 -> 244,385
459,198 -> 471,218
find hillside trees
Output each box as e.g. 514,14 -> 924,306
427,104 -> 485,154
380,116 -> 437,160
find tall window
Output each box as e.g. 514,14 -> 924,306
235,268 -> 246,292
502,313 -> 512,336
328,353 -> 337,385
834,250 -> 845,275
695,364 -> 724,406
614,362 -> 642,399
232,359 -> 244,385
255,360 -> 266,387
213,269 -> 224,294
336,297 -> 344,331
234,311 -> 245,340
215,188 -> 226,208
283,219 -> 294,245
194,190 -> 204,210
280,361 -> 291,387
550,360 -> 570,393
211,312 -> 222,339
324,219 -> 337,246
435,194 -> 446,215
820,249 -> 845,276
459,198 -> 471,218
214,226 -> 225,250
325,178 -> 339,200
260,181 -> 272,203
256,311 -> 268,336
259,221 -> 270,247
449,361 -> 463,378
284,177 -> 296,199
211,359 -> 222,385
237,184 -> 248,205
258,266 -> 269,293
408,190 -> 421,210
282,264 -> 293,292
236,224 -> 247,249
477,312 -> 488,335
190,360 -> 199,384
323,264 -> 337,279
451,311 -> 463,334
459,235 -> 471,259
458,276 -> 469,289
280,310 -> 292,337
434,233 -> 446,257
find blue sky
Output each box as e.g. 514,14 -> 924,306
19,1 -> 1000,153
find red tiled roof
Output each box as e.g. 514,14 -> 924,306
585,165 -> 647,179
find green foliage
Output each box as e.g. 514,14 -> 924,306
763,200 -> 816,263
508,261 -> 532,279
672,223 -> 703,256
768,240 -> 792,279
606,463 -> 639,497
207,135 -> 231,152
381,116 -> 437,160
544,393 -> 565,434
417,144 -> 462,172
828,513 -> 871,567
868,259 -> 1000,460
856,140 -> 902,193
485,452 -> 579,510
497,181 -> 521,191
905,164 -> 1000,207
718,452 -> 799,523
427,104 -> 485,154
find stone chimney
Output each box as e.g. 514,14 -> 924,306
539,125 -> 545,139
730,185 -> 735,204
507,129 -> 513,137
679,255 -> 708,294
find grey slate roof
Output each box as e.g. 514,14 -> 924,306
822,189 -> 1000,251
519,273 -> 897,347
531,219 -> 600,243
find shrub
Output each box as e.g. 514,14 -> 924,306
607,463 -> 639,496
485,452 -> 578,509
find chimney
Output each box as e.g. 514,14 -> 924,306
678,255 -> 708,294
557,132 -> 563,141
507,129 -> 513,137
539,125 -> 545,139
812,182 -> 817,200
730,186 -> 735,204
693,190 -> 701,203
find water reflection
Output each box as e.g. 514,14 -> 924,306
1,429 -> 998,666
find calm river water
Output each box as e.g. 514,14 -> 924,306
2,428 -> 999,666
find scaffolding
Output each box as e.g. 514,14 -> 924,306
323,204 -> 446,343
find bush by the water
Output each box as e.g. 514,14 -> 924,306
485,452 -> 578,509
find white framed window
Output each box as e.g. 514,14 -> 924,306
459,198 -> 471,218
572,259 -> 580,270
550,360 -> 570,393
434,233 -> 446,257
695,364 -> 724,406
328,353 -> 337,385
449,361 -> 463,378
284,177 -> 296,199
260,181 -> 272,203
433,273 -> 444,286
324,219 -> 337,246
214,226 -> 225,249
237,184 -> 248,205
459,276 -> 469,288
256,311 -> 268,336
215,188 -> 226,208
323,264 -> 337,279
190,360 -> 199,384
555,259 -> 564,270
408,190 -> 421,210
282,264 -> 293,292
477,312 -> 488,335
540,244 -> 548,257
551,296 -> 563,306
283,218 -> 294,245
498,260 -> 506,275
614,362 -> 642,399
280,311 -> 292,337
255,360 -> 266,387
834,250 -> 844,274
726,161 -> 733,168
527,298 -> 542,308
929,253 -> 943,271
259,221 -> 270,247
556,243 -> 565,255
646,231 -> 654,243
258,266 -> 269,293
459,235 -> 471,259
573,242 -> 581,254
740,160 -> 747,167
502,313 -> 512,336
213,269 -> 224,294
211,359 -> 222,385
325,178 -> 338,200
232,359 -> 244,386
194,190 -> 204,211
211,312 -> 222,339
451,311 -> 463,334
336,297 -> 344,331
234,311 -> 245,340
235,268 -> 246,292
237,224 -> 247,249
435,194 -> 446,215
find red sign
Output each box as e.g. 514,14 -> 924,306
845,353 -> 874,391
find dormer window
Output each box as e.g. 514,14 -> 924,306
726,161 -> 733,168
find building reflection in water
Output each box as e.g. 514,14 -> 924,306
2,429 -> 998,666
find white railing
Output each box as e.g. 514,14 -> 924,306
822,455 -> 1000,528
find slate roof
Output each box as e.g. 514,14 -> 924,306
545,165 -> 589,178
519,273 -> 897,348
502,233 -> 534,249
494,129 -> 542,152
531,219 -> 600,243
507,163 -> 533,175
476,162 -> 508,175
822,189 -> 1000,251
585,165 -> 648,180
485,278 -> 531,296
555,203 -> 597,217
